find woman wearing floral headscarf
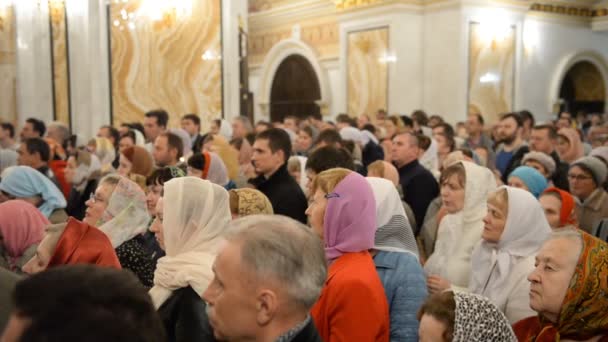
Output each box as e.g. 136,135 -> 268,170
64,149 -> 101,220
0,166 -> 67,224
0,201 -> 49,272
228,188 -> 273,218
84,174 -> 153,287
149,177 -> 232,342
306,168 -> 389,341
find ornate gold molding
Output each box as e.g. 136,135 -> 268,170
530,3 -> 608,18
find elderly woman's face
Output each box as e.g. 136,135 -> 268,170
22,233 -> 55,274
83,182 -> 114,226
527,237 -> 580,323
305,189 -> 327,240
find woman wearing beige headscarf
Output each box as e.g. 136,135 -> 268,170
556,128 -> 585,164
228,188 -> 273,219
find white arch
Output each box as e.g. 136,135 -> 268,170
549,50 -> 608,113
256,38 -> 330,118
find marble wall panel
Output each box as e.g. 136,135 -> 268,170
347,27 -> 388,118
468,22 -> 515,123
0,4 -> 16,125
110,0 -> 223,129
50,1 -> 71,127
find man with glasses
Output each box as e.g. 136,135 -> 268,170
568,156 -> 608,233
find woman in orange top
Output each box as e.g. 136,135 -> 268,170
22,217 -> 121,273
306,168 -> 390,342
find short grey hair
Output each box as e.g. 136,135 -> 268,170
234,116 -> 253,132
547,227 -> 583,262
47,121 -> 70,144
226,215 -> 327,309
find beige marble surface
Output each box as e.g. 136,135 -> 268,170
110,0 -> 223,128
468,22 -> 515,124
50,1 -> 70,127
0,5 -> 16,125
347,27 -> 388,119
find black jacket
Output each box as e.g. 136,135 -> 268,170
66,179 -> 98,220
362,141 -> 384,167
157,286 -> 216,342
292,319 -> 323,342
499,145 -> 530,184
249,164 -> 308,223
550,151 -> 570,191
396,160 -> 439,235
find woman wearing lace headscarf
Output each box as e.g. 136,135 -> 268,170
418,291 -> 516,342
228,188 -> 273,218
424,161 -> 496,293
0,166 -> 67,224
149,177 -> 231,342
83,174 -> 154,287
469,186 -> 551,323
64,149 -> 101,220
367,177 -> 426,341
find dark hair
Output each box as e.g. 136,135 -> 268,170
284,115 -> 299,124
26,118 -> 46,137
187,153 -> 207,172
245,132 -> 256,146
160,132 -> 184,160
256,128 -> 291,162
13,265 -> 165,342
255,120 -> 273,131
300,126 -> 314,138
519,110 -> 535,127
500,112 -> 524,128
308,112 -> 323,121
230,137 -> 244,150
1,122 -> 15,138
435,123 -> 455,139
127,122 -> 145,136
145,109 -> 169,128
411,110 -> 429,126
417,291 -> 456,342
417,134 -> 431,151
362,124 -> 376,135
336,113 -> 356,127
400,115 -> 414,128
471,113 -> 485,125
101,125 -> 120,145
24,137 -> 51,162
121,131 -> 136,145
314,129 -> 343,147
532,124 -> 558,139
305,146 -> 355,173
456,148 -> 474,159
146,165 -> 186,186
182,113 -> 201,126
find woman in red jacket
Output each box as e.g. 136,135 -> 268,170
306,168 -> 390,342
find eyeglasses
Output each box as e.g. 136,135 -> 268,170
324,193 -> 340,199
89,193 -> 104,203
568,174 -> 592,181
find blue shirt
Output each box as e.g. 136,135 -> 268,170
496,150 -> 514,176
374,251 -> 428,341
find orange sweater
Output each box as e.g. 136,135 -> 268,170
311,251 -> 390,342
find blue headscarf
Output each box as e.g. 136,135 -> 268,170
0,166 -> 66,217
508,166 -> 548,198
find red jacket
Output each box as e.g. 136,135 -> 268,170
311,251 -> 389,342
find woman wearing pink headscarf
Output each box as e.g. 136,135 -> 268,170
0,200 -> 49,272
306,168 -> 390,342
557,128 -> 585,164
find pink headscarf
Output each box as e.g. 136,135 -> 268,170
323,172 -> 377,262
0,200 -> 49,267
558,128 -> 585,163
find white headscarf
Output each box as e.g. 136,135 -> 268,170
367,177 -> 418,258
98,176 -> 150,248
207,152 -> 230,187
424,161 -> 497,287
295,156 -> 308,192
339,126 -> 365,145
452,292 -> 517,342
0,149 -> 17,174
361,129 -> 379,145
71,151 -> 101,192
132,129 -> 146,147
419,138 -> 439,174
149,177 -> 231,308
469,186 -> 551,310
219,119 -> 233,140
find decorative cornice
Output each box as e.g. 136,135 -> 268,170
529,3 -> 608,18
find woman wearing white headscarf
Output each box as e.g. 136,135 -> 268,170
64,149 -> 101,220
424,161 -> 496,293
367,177 -> 426,341
149,177 -> 231,342
83,174 -> 153,287
219,119 -> 233,140
469,186 -> 551,323
0,149 -> 17,174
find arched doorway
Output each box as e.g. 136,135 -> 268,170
270,54 -> 321,122
559,61 -> 606,114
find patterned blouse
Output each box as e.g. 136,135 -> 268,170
115,238 -> 155,288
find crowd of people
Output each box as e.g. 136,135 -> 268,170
0,107 -> 607,341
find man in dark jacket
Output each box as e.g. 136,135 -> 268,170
392,132 -> 439,235
249,128 -> 308,223
203,215 -> 325,342
529,124 -> 570,190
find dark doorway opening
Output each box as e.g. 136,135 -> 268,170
559,61 -> 606,115
270,54 -> 321,123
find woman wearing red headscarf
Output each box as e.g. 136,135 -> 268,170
539,187 -> 578,230
21,217 -> 120,274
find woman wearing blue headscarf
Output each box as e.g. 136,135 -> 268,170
0,166 -> 67,223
